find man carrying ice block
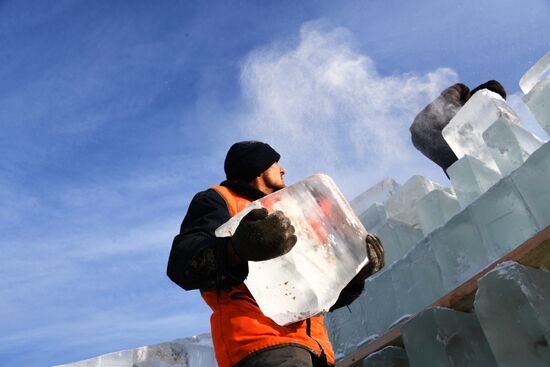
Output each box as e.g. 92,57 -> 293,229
167,141 -> 385,367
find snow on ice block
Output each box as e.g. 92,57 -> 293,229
468,177 -> 539,257
519,51 -> 550,94
215,174 -> 368,326
474,261 -> 550,367
54,334 -> 216,367
384,175 -> 444,227
447,154 -> 501,208
428,208 -> 491,291
391,238 -> 445,318
375,217 -> 423,265
510,141 -> 550,229
482,117 -> 544,176
416,189 -> 461,235
401,307 -> 498,367
523,76 -> 550,136
362,346 -> 409,367
351,177 -> 401,216
442,89 -> 521,172
358,203 -> 387,232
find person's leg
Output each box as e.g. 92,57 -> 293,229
236,345 -> 314,367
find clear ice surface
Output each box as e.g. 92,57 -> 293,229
474,261 -> 550,367
216,174 -> 369,326
390,239 -> 445,318
358,203 -> 387,233
54,334 -> 216,367
519,51 -> 550,94
415,189 -> 461,235
523,76 -> 550,136
363,268 -> 399,336
401,307 -> 498,367
362,346 -> 409,367
447,155 -> 501,208
351,177 -> 401,216
375,218 -> 423,265
428,208 -> 491,291
510,141 -> 550,229
482,117 -> 544,176
442,89 -> 521,172
384,175 -> 445,227
468,176 -> 539,257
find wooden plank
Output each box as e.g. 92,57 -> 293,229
336,225 -> 550,367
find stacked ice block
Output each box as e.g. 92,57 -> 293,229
521,51 -> 550,135
327,51 -> 550,362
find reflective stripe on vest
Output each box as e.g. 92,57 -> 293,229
201,185 -> 335,367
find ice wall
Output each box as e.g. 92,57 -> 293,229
327,52 -> 550,361
55,334 -> 216,367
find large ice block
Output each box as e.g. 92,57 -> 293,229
215,174 -> 369,326
363,267 -> 399,335
415,189 -> 461,235
358,203 -> 387,232
54,334 -> 216,367
482,117 -> 544,176
351,177 -> 401,216
442,89 -> 521,172
468,177 -> 539,257
523,76 -> 550,136
510,141 -> 550,229
428,208 -> 491,291
390,238 -> 445,318
384,175 -> 445,227
363,346 -> 409,367
519,51 -> 550,94
375,218 -> 423,265
401,307 -> 498,367
474,261 -> 550,367
447,155 -> 501,208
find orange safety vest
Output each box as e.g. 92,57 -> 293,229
201,185 -> 335,367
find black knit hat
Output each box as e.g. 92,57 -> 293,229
224,141 -> 280,181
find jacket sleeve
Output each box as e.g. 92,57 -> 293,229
166,188 -> 248,291
329,262 -> 372,311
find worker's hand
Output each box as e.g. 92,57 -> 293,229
364,233 -> 384,276
231,208 -> 297,262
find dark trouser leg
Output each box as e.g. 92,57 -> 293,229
237,345 -> 314,367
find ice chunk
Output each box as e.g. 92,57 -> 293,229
447,155 -> 501,208
375,218 -> 423,265
482,117 -> 544,176
54,334 -> 216,367
415,189 -> 461,235
428,208 -> 491,291
401,307 -> 498,367
363,268 -> 399,335
216,174 -> 369,326
474,261 -> 550,367
468,177 -> 539,257
384,175 -> 445,227
442,89 -> 521,171
510,141 -> 550,229
391,238 -> 445,317
523,77 -> 550,136
351,177 -> 401,216
325,290 -> 373,359
358,203 -> 387,232
363,346 -> 409,367
519,51 -> 550,94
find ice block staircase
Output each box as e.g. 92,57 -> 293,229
328,51 -> 550,367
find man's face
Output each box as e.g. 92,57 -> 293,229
258,162 -> 286,194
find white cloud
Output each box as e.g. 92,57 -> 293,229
237,21 -> 457,197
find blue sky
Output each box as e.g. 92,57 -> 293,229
1,0 -> 549,366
